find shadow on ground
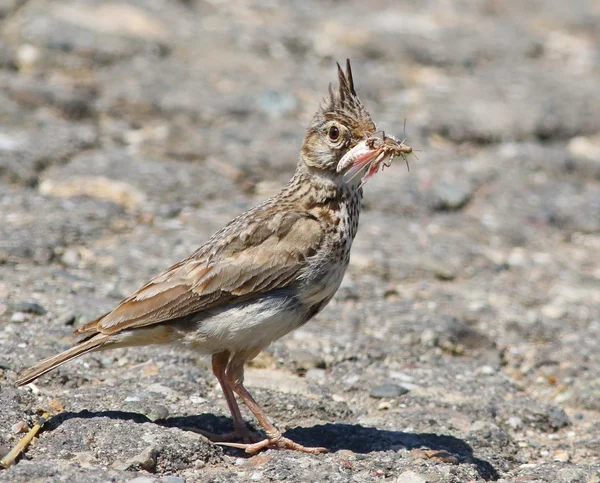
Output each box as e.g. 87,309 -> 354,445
44,410 -> 500,481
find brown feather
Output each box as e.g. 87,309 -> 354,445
345,58 -> 356,96
17,333 -> 111,386
78,210 -> 322,335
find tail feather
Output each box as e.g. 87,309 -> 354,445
17,333 -> 111,386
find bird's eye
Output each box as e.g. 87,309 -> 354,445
328,125 -> 340,141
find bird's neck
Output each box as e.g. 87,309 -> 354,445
282,158 -> 362,208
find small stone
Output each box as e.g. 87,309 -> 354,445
420,328 -> 438,347
61,249 -> 80,267
121,446 -> 159,472
16,44 -> 40,70
369,383 -> 409,399
11,302 -> 46,315
290,349 -> 327,375
10,312 -> 26,323
378,401 -> 391,410
477,365 -> 496,375
397,470 -> 428,483
144,404 -> 169,422
161,477 -> 185,483
507,416 -> 523,429
12,421 -> 29,434
58,313 -> 77,326
306,368 -> 326,382
541,304 -> 566,319
72,452 -> 96,468
432,181 -> 472,211
431,262 -> 457,281
553,450 -> 570,463
127,478 -> 157,483
470,420 -> 491,437
568,135 -> 600,161
388,371 -> 414,383
412,449 -> 459,464
558,468 -> 590,483
49,398 -> 65,413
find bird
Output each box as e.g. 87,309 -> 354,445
17,60 -> 412,454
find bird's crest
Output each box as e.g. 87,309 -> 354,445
321,59 -> 369,120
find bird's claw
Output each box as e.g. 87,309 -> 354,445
216,435 -> 327,455
183,426 -> 262,444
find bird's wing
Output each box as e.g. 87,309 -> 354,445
76,209 -> 323,335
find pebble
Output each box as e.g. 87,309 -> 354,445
72,452 -> 96,468
10,312 -> 27,323
388,371 -> 415,383
306,368 -> 326,382
558,468 -> 589,483
470,420 -> 491,437
117,446 -> 159,472
16,44 -> 40,70
61,249 -> 80,267
377,401 -> 391,410
11,302 -> 46,315
127,478 -> 157,483
553,450 -> 570,463
568,135 -> 600,161
507,416 -> 523,429
58,312 -> 77,326
144,404 -> 169,422
161,477 -> 185,483
477,365 -> 496,375
370,383 -> 409,399
12,421 -> 29,434
397,470 -> 428,483
432,181 -> 472,211
420,328 -> 438,347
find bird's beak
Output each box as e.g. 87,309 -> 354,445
337,134 -> 412,185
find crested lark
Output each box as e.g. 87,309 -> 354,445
18,60 -> 412,454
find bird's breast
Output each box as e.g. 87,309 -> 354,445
298,186 -> 362,310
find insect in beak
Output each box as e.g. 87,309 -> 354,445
337,132 -> 413,187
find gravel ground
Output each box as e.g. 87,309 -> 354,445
1,1 -> 599,482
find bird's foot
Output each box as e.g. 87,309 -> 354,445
217,433 -> 327,455
184,425 -> 262,444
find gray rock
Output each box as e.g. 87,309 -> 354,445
431,181 -> 473,211
128,477 -> 158,483
370,383 -> 409,399
119,446 -> 159,472
397,471 -> 428,483
10,301 -> 46,315
161,477 -> 185,483
144,404 -> 169,422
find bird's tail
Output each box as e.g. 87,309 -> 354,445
17,333 -> 111,386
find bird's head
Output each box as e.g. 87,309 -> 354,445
300,60 -> 377,178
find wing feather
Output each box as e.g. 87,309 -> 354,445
79,210 -> 323,335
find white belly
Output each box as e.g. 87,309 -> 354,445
179,293 -> 305,355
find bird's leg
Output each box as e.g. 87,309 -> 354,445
189,351 -> 259,443
217,357 -> 327,455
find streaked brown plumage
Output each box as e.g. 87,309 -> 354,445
17,60 -> 411,454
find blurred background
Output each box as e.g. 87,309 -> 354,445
0,0 -> 599,481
